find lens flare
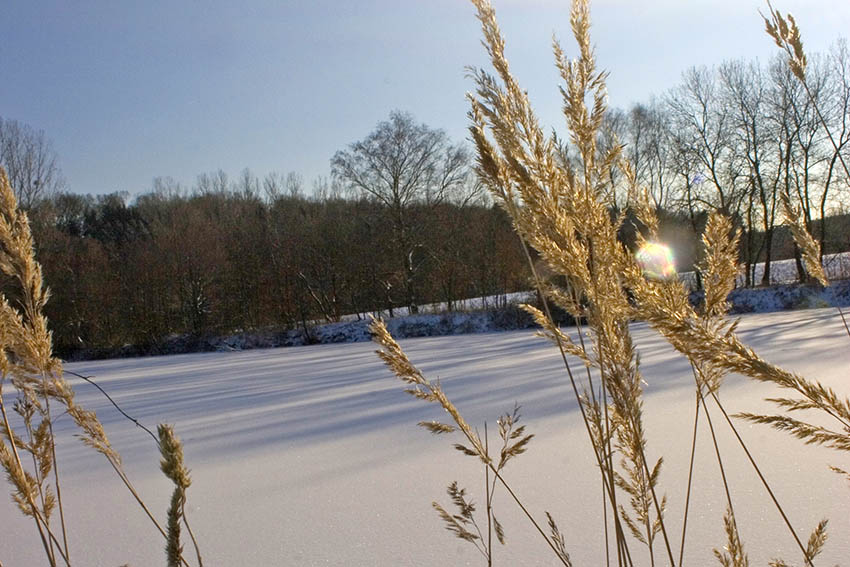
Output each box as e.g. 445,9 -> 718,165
636,242 -> 676,280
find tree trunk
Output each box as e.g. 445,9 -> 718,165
760,227 -> 774,286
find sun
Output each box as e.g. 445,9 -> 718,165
635,242 -> 676,280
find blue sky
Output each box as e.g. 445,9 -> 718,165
2,0 -> 848,196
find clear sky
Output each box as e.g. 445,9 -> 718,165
2,0 -> 848,197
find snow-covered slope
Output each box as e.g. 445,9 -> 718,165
2,308 -> 848,565
70,279 -> 850,361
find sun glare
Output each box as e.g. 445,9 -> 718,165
636,242 -> 676,280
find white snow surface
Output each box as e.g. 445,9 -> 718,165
2,308 -> 849,566
679,251 -> 850,289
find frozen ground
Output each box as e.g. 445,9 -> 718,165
2,308 -> 849,566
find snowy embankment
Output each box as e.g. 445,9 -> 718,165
60,252 -> 850,361
2,308 -> 848,565
81,274 -> 850,361
125,279 -> 849,357
67,253 -> 850,361
686,251 -> 850,288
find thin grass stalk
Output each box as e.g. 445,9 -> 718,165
587,251 -> 675,567
708,390 -> 813,565
40,373 -> 69,562
619,372 -> 672,566
469,501 -> 489,561
600,358 -> 629,567
181,502 -> 203,567
569,288 -> 622,567
24,432 -> 48,524
569,288 -> 627,567
20,403 -> 54,562
103,456 -> 192,567
488,465 -> 570,565
480,436 -> 565,562
566,289 -> 620,538
647,515 -> 655,567
65,369 -> 199,566
764,2 -> 850,341
696,386 -> 741,550
599,328 -> 675,567
42,521 -> 69,566
0,390 -> 61,566
603,378 -> 631,567
569,286 -> 601,412
517,234 -> 633,566
568,290 -> 625,567
485,422 -> 492,567
602,469 -> 611,567
107,457 -> 167,539
685,362 -> 746,564
678,389 -> 701,567
836,305 -> 850,341
65,370 -> 159,445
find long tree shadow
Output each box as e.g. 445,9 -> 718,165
53,309 -> 846,477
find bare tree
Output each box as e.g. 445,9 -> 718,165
667,67 -> 747,217
263,171 -> 304,201
622,101 -> 676,210
0,117 -> 65,208
768,52 -> 825,281
331,110 -> 472,313
720,60 -> 786,286
194,169 -> 229,195
814,41 -> 850,256
597,108 -> 629,208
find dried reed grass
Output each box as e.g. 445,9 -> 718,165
371,1 -> 848,565
0,166 -> 201,567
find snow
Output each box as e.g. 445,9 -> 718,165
2,308 -> 849,566
62,253 -> 850,361
68,279 -> 850,361
680,251 -> 850,289
340,290 -> 535,320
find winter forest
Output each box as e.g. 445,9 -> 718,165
2,43 -> 850,357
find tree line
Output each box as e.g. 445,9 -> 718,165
23,172 -> 527,355
2,44 -> 849,355
603,44 -> 850,285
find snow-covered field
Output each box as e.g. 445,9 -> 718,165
2,308 -> 848,566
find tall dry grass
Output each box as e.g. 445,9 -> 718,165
1,1 -> 846,565
371,1 -> 848,565
0,166 -> 202,567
